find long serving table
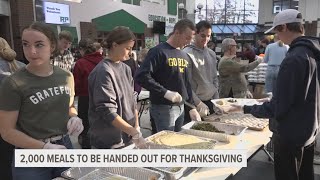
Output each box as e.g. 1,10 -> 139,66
181,127 -> 272,180
136,94 -> 273,179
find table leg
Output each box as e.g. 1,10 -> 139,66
138,99 -> 148,126
263,146 -> 274,162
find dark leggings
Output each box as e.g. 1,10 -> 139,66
78,96 -> 91,149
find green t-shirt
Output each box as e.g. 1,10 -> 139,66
0,67 -> 75,139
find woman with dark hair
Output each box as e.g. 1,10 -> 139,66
0,37 -> 25,180
73,38 -> 103,149
0,22 -> 83,179
88,26 -> 146,149
255,38 -> 269,55
242,43 -> 256,63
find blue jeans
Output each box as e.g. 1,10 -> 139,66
12,135 -> 73,180
265,65 -> 280,93
150,104 -> 184,132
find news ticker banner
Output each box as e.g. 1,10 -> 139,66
15,149 -> 247,168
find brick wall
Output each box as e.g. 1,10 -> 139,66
10,0 -> 34,60
80,22 -> 97,40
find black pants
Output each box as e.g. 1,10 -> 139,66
0,136 -> 13,180
150,115 -> 157,135
78,96 -> 91,149
183,100 -> 215,125
273,135 -> 315,180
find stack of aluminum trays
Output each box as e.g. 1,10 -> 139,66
61,167 -> 164,180
248,63 -> 267,83
181,121 -> 247,143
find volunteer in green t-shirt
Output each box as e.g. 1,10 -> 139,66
0,22 -> 84,180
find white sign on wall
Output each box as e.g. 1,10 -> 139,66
43,2 -> 70,24
148,14 -> 176,36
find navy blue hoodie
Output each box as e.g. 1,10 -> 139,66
135,42 -> 194,105
244,36 -> 320,148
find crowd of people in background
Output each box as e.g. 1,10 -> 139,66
0,8 -> 319,180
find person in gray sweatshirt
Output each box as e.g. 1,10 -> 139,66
88,27 -> 146,149
183,21 -> 220,124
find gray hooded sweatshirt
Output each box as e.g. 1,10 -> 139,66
183,44 -> 219,105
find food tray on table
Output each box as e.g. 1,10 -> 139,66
148,167 -> 199,180
149,167 -> 186,180
61,167 -> 164,180
133,142 -> 171,149
212,98 -> 262,107
146,131 -> 208,179
181,121 -> 247,143
203,112 -> 269,131
147,130 -> 217,149
79,169 -> 133,180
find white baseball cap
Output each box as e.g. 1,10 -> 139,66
265,9 -> 302,34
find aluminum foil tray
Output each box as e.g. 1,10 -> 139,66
148,167 -> 199,180
147,130 -> 216,149
181,121 -> 247,143
203,112 -> 269,131
79,169 -> 132,180
212,98 -> 262,107
61,167 -> 164,180
133,142 -> 171,149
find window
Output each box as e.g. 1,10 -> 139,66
201,0 -> 259,24
122,0 -> 141,6
141,0 -> 165,5
272,0 -> 299,14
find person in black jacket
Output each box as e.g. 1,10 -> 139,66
135,19 -> 201,132
229,9 -> 320,180
123,53 -> 142,95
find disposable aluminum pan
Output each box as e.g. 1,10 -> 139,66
135,142 -> 171,149
61,167 -> 164,180
181,121 -> 247,143
148,167 -> 200,180
79,169 -> 133,180
151,167 -> 186,180
147,130 -> 217,149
